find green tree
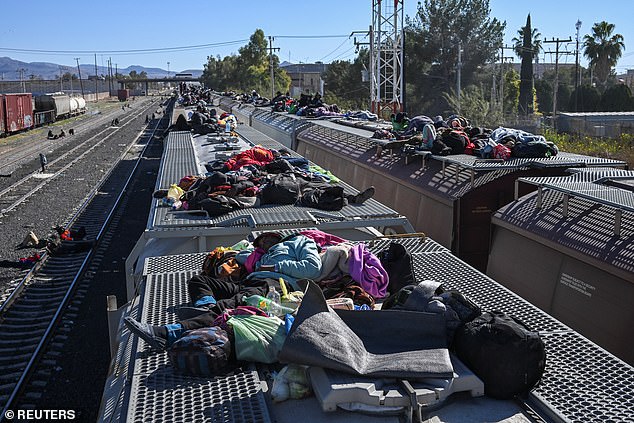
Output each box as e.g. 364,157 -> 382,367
323,49 -> 370,110
513,14 -> 541,115
236,29 -> 268,92
534,78 -> 552,113
443,85 -> 501,127
583,21 -> 625,88
598,84 -> 634,111
503,69 -> 520,117
567,84 -> 600,112
201,29 -> 290,95
404,0 -> 505,115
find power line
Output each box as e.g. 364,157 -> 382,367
319,37 -> 356,62
0,39 -> 249,55
271,34 -> 349,39
330,46 -> 357,62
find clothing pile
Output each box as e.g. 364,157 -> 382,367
383,112 -> 558,160
154,146 -> 375,218
124,230 -> 544,407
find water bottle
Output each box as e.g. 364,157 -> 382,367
244,295 -> 275,314
266,287 -> 282,317
225,121 -> 231,134
244,294 -> 292,317
230,239 -> 250,251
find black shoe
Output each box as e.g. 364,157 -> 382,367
350,186 -> 375,204
177,305 -> 213,321
123,316 -> 167,350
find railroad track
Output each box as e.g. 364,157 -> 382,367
0,98 -> 159,177
0,101 -> 160,217
0,99 -> 172,419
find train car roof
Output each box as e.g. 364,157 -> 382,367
493,168 -> 634,278
99,234 -> 634,422
148,128 -> 412,234
105,109 -> 634,422
294,121 -> 627,201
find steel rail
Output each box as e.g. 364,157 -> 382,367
0,103 -> 154,215
0,101 -> 171,421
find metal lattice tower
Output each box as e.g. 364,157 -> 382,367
370,0 -> 404,117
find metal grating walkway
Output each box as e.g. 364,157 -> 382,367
103,272 -> 271,423
158,131 -> 199,189
150,125 -> 406,233
127,234 -> 634,423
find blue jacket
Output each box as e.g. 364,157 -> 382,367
248,235 -> 321,290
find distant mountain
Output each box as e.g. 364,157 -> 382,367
0,57 -> 202,80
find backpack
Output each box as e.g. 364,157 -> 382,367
167,327 -> 232,377
453,311 -> 546,399
198,195 -> 235,217
378,242 -> 415,295
442,130 -> 469,154
493,143 -> 511,160
259,173 -> 300,205
381,280 -> 481,344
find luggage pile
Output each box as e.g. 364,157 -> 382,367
128,229 -> 546,408
153,146 -> 374,218
371,112 -> 559,160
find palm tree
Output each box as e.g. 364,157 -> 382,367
512,17 -> 542,60
583,21 -> 625,87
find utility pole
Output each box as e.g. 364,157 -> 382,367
268,36 -> 280,100
457,40 -> 463,114
499,45 -> 514,119
574,20 -> 582,110
352,27 -> 372,110
59,66 -> 63,92
94,54 -> 99,102
17,68 -> 26,93
75,58 -> 84,98
544,37 -> 572,128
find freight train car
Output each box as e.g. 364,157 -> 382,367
0,92 -> 85,137
69,96 -> 86,116
488,168 -> 634,365
98,118 -> 634,423
211,94 -> 627,271
0,97 -> 4,137
1,93 -> 33,134
35,93 -> 71,119
117,89 -> 130,101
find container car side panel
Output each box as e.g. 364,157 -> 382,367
4,93 -> 33,133
0,97 -> 5,135
53,94 -> 71,117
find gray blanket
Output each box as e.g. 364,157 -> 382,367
279,280 -> 454,379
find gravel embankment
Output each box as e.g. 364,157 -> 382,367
0,97 -> 160,304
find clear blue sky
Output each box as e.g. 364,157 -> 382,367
0,0 -> 632,74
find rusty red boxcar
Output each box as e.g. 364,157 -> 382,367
0,97 -> 5,136
3,93 -> 33,134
